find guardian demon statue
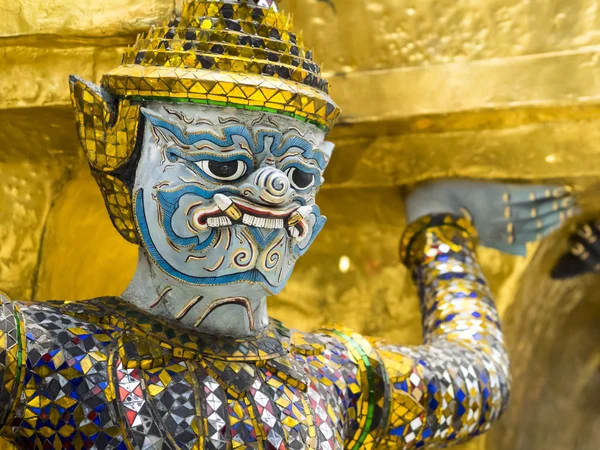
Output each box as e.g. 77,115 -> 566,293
0,1 -> 576,449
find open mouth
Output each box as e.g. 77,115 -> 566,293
192,194 -> 312,238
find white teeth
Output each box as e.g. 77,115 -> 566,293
206,212 -> 290,230
207,216 -> 232,227
242,214 -> 284,229
289,226 -> 300,238
242,214 -> 253,226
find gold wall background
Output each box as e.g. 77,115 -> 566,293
1,0 -> 599,449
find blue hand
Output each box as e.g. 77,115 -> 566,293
405,180 -> 579,256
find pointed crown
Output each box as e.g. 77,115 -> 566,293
101,0 -> 340,130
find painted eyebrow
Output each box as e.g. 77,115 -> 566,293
279,153 -> 321,169
141,108 -> 190,141
275,136 -> 328,169
142,108 -> 257,152
140,108 -> 325,164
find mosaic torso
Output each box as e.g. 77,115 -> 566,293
0,225 -> 511,450
0,297 -> 362,450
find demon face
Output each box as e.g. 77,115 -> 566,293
133,102 -> 333,298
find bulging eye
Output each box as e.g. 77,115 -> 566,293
197,160 -> 248,181
285,167 -> 315,190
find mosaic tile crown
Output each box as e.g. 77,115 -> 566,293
101,0 -> 340,130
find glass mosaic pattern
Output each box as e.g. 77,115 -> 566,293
0,219 -> 510,449
70,77 -> 141,243
379,217 -> 511,447
70,79 -> 141,172
102,0 -> 340,130
91,172 -> 138,244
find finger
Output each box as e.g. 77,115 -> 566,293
494,202 -> 579,225
503,197 -> 577,222
502,185 -> 571,205
513,228 -> 558,245
510,207 -> 579,233
570,222 -> 600,258
553,220 -> 600,279
574,222 -> 599,244
498,223 -> 561,246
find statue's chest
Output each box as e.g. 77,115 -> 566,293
12,301 -> 355,450
112,357 -> 346,450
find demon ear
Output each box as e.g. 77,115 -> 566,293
69,75 -> 142,244
69,75 -> 141,171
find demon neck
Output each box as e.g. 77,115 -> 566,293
121,248 -> 269,338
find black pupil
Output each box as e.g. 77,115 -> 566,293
209,160 -> 239,178
292,169 -> 314,188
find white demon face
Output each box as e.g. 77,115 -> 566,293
133,102 -> 333,297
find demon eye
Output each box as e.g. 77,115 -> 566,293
196,160 -> 248,181
285,167 -> 315,190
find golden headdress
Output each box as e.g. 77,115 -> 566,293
70,0 -> 340,244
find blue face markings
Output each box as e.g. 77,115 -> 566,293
165,147 -> 254,184
156,184 -> 238,201
137,184 -> 328,293
134,189 -> 294,293
137,108 -> 332,293
274,135 -> 329,170
142,109 -> 329,177
156,187 -> 221,252
143,111 -> 280,156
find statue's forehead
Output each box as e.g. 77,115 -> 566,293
141,102 -> 332,166
143,101 -> 322,137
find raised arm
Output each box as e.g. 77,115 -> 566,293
320,180 -> 577,449
377,213 -> 509,448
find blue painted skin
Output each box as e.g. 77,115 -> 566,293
135,189 -> 326,291
405,180 -> 579,256
133,104 -> 331,296
144,113 -> 330,172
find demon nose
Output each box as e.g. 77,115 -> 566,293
253,166 -> 291,205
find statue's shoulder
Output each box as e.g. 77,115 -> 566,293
0,295 -> 116,428
0,295 -> 120,442
270,324 -> 365,411
281,322 -> 364,375
0,293 -> 24,432
0,294 -> 119,357
0,292 -> 23,367
0,291 -> 19,324
298,324 -> 389,386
